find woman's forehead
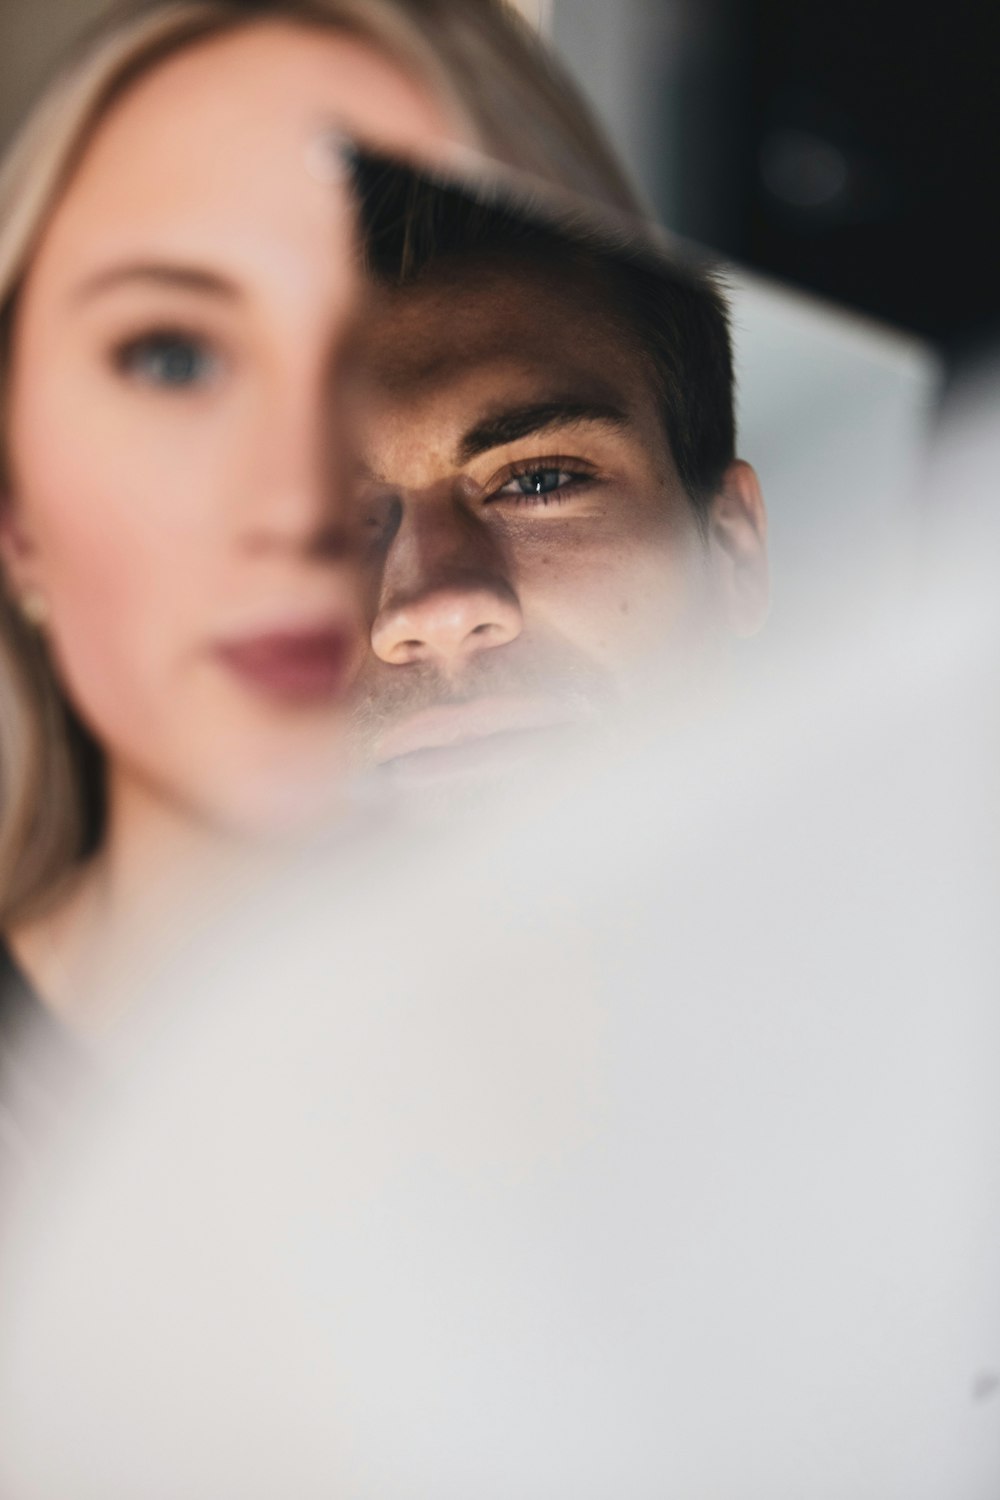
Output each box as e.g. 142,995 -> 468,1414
27,23 -> 454,283
102,20 -> 453,154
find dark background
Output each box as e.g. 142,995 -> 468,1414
552,0 -> 999,362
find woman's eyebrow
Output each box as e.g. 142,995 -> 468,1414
457,400 -> 630,463
69,261 -> 243,306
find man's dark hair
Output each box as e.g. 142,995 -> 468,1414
350,150 -> 736,520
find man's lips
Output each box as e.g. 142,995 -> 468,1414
372,694 -> 588,772
214,623 -> 355,703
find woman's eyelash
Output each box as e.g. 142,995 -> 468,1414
111,328 -> 220,389
486,458 -> 597,505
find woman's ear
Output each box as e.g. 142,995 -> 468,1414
0,491 -> 36,592
0,492 -> 45,623
706,459 -> 770,637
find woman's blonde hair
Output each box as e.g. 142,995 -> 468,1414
0,0 -> 642,924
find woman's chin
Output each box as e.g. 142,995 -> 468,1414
130,750 -> 353,853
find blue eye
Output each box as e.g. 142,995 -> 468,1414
115,332 -> 217,389
513,469 -> 568,496
491,467 -> 588,504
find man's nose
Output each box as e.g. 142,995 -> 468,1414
370,498 -> 522,667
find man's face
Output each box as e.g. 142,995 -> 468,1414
348,253 -> 765,791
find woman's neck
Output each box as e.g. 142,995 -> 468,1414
7,770 -> 277,1034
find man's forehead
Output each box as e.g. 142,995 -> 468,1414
360,252 -> 646,400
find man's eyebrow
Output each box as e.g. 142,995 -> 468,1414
456,400 -> 631,464
70,262 -> 243,306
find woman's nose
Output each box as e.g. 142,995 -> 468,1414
236,372 -> 356,558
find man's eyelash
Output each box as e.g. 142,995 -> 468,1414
485,457 -> 598,505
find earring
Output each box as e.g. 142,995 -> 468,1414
18,587 -> 49,629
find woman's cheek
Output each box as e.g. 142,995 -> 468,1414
46,528 -> 167,732
19,449 -> 185,725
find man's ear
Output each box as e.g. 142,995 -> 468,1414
706,459 -> 769,637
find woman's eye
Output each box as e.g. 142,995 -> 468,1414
114,332 -> 218,390
490,467 -> 588,504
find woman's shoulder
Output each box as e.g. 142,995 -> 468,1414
0,929 -> 71,1049
0,930 -> 88,1182
0,932 -> 47,1025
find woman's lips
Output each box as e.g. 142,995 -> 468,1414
215,625 -> 355,703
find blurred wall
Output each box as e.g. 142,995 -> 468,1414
508,0 -> 553,31
549,0 -> 742,240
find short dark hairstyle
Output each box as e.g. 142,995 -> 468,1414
350,148 -> 736,519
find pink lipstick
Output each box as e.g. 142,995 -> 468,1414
216,625 -> 354,703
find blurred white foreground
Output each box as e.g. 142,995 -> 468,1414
0,373 -> 998,1500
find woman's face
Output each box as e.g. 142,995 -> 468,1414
1,21 -> 455,833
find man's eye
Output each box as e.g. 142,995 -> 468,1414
113,332 -> 218,389
490,467 -> 589,504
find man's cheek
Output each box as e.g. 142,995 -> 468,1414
536,550 -> 690,659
